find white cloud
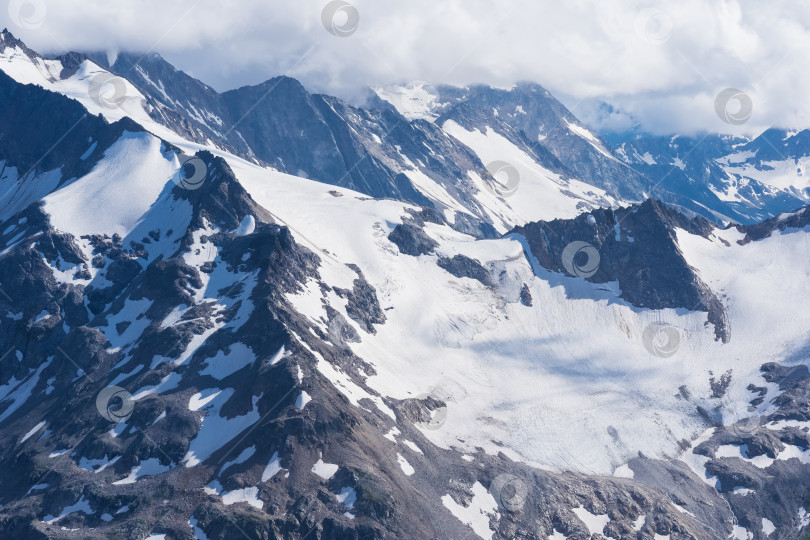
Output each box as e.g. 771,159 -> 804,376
3,0 -> 809,135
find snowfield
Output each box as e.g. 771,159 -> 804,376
42,131 -> 180,238
237,157 -> 807,474
442,120 -> 617,230
2,39 -> 810,540
6,47 -> 807,476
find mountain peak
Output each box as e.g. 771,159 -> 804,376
81,49 -> 167,71
0,27 -> 21,44
0,27 -> 39,59
511,198 -> 728,341
174,150 -> 275,232
0,27 -> 19,45
0,23 -> 809,540
258,74 -> 306,92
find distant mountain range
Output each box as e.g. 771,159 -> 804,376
8,27 -> 810,229
1,28 -> 810,540
606,129 -> 810,224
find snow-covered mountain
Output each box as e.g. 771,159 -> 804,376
610,128 -> 810,224
1,29 -> 810,540
74,43 -> 626,234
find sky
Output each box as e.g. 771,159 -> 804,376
2,0 -> 809,136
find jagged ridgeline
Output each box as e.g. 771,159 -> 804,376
0,28 -> 809,540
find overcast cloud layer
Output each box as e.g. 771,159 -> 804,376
2,0 -> 809,136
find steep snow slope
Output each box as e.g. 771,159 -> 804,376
374,81 -> 441,122
613,130 -> 810,224
715,129 -> 810,213
0,34 -> 615,236
2,32 -> 810,540
235,160 -> 806,476
443,120 -> 618,224
3,30 -> 803,480
430,82 -> 651,201
42,132 -> 180,237
2,31 -> 633,235
0,33 -> 203,153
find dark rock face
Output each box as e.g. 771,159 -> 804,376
0,149 -> 400,538
436,82 -> 650,201
762,363 -> 810,422
511,199 -> 729,341
0,67 -> 144,218
406,206 -> 498,240
519,284 -> 533,306
682,361 -> 810,540
73,50 -> 509,231
736,205 -> 810,243
387,222 -> 438,256
608,130 -> 810,225
333,265 -> 386,335
2,28 -> 810,540
452,211 -> 501,239
78,50 -> 252,158
405,207 -> 446,226
437,254 -> 492,287
219,81 -> 448,206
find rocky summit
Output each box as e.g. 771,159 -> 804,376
0,27 -> 810,540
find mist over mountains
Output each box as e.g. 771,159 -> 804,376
0,19 -> 810,540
